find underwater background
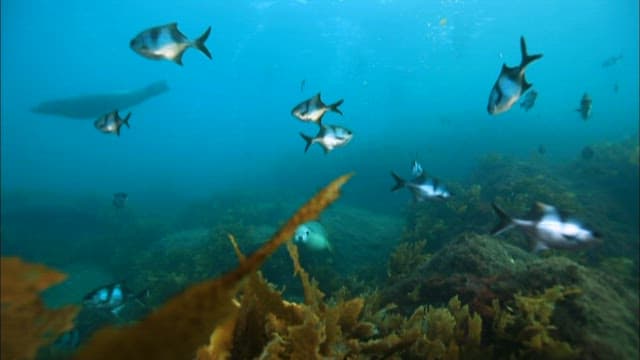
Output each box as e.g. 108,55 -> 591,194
1,0 -> 638,359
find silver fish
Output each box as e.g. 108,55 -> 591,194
291,93 -> 344,125
130,23 -> 212,66
299,124 -> 353,154
390,172 -> 451,201
576,93 -> 592,120
94,110 -> 131,136
488,36 -> 543,115
491,202 -> 601,253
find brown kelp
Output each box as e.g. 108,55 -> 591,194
74,173 -> 353,360
1,257 -> 79,360
197,219 -> 487,359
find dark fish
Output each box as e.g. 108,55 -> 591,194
299,124 -> 353,154
487,36 -> 543,115
519,89 -> 538,111
581,146 -> 595,160
601,53 -> 623,68
83,282 -> 149,316
300,79 -> 306,92
130,23 -> 212,66
112,192 -> 128,208
31,81 -> 168,119
390,171 -> 451,202
291,93 -> 344,125
53,328 -> 80,350
94,110 -> 131,136
537,144 -> 546,155
491,202 -> 601,252
576,93 -> 592,120
613,83 -> 619,93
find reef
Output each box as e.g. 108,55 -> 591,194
381,233 -> 639,359
1,257 -> 79,360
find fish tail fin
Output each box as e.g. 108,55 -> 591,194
300,132 -> 313,153
519,36 -> 543,69
123,112 -> 131,128
490,202 -> 515,236
390,171 -> 405,192
193,26 -> 212,59
328,99 -> 344,115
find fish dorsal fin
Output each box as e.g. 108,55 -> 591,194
311,93 -> 324,107
414,173 -> 428,183
527,202 -> 552,220
166,22 -> 178,30
535,202 -> 561,222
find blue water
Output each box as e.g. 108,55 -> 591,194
2,1 -> 638,202
1,0 -> 638,355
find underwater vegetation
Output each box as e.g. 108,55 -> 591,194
3,136 -> 638,359
381,234 -> 639,359
73,173 -> 352,359
1,257 -> 79,360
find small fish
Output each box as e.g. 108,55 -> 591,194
291,93 -> 344,125
113,192 -> 128,208
83,283 -> 149,316
300,124 -> 353,154
300,79 -> 306,92
519,89 -> 538,111
390,172 -> 451,201
130,23 -> 212,66
576,93 -> 592,120
613,82 -> 619,93
293,221 -> 332,251
94,110 -> 131,136
581,146 -> 595,160
491,202 -> 601,252
601,53 -> 623,68
411,158 -> 424,178
537,144 -> 546,155
487,36 -> 543,115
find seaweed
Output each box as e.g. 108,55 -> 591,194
74,172 -> 353,360
492,285 -> 583,359
1,257 -> 80,360
387,239 -> 430,279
